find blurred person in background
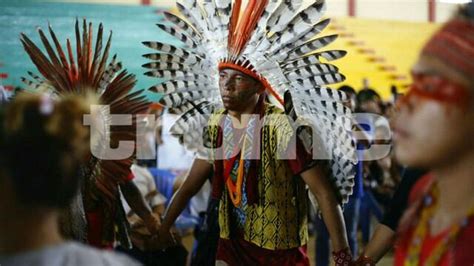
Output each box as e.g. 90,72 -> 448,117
0,85 -> 10,104
18,20 -> 160,249
355,168 -> 426,265
393,3 -> 474,265
117,106 -> 188,266
355,88 -> 386,245
0,93 -> 139,266
153,106 -> 213,265
366,122 -> 402,209
357,88 -> 383,115
314,85 -> 363,265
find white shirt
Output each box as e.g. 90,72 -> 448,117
122,164 -> 167,215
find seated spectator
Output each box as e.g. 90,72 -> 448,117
357,88 -> 383,115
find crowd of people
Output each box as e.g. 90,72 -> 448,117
1,1 -> 473,266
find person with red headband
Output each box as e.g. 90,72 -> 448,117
389,3 -> 474,266
143,0 -> 358,265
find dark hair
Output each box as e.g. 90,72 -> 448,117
457,2 -> 474,20
357,88 -> 381,104
339,85 -> 356,96
0,93 -> 90,209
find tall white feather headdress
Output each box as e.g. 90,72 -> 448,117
143,0 -> 357,203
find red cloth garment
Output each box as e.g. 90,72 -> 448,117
285,134 -> 317,175
85,171 -> 134,249
85,210 -> 113,249
394,174 -> 474,265
395,227 -> 450,266
395,216 -> 474,266
124,171 -> 135,182
408,174 -> 434,203
216,236 -> 309,266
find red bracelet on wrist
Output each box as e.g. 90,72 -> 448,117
332,247 -> 353,266
355,255 -> 375,266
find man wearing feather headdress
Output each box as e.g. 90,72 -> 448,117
144,0 -> 357,265
19,20 -> 161,249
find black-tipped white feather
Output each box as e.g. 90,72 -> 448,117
245,0 -> 280,54
143,0 -> 356,205
21,77 -> 43,89
157,23 -> 199,49
168,99 -> 212,114
176,0 -> 208,36
144,70 -> 210,81
268,0 -> 326,52
163,11 -> 203,40
284,91 -> 356,204
143,53 -> 202,65
148,80 -> 212,94
142,61 -> 204,74
284,63 -> 339,79
288,72 -> 346,86
99,55 -> 122,93
290,86 -> 348,102
317,50 -> 347,61
142,41 -> 205,59
266,0 -> 304,34
271,18 -> 331,56
170,100 -> 216,157
282,35 -> 338,61
161,89 -> 219,108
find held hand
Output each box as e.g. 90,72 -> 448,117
354,255 -> 375,266
147,227 -> 178,250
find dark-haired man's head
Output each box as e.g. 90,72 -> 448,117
219,68 -> 263,114
339,85 -> 357,112
357,88 -> 383,114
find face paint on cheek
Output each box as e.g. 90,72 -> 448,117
405,73 -> 472,111
235,84 -> 259,100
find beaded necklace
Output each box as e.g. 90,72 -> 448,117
223,115 -> 255,207
226,136 -> 247,207
405,184 -> 474,266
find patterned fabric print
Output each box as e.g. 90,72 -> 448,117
210,104 -> 309,250
223,116 -> 256,230
230,160 -> 251,229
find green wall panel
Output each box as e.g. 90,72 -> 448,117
0,0 -> 172,102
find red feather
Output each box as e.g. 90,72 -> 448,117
20,18 -> 149,208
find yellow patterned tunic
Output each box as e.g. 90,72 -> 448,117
207,104 -> 311,250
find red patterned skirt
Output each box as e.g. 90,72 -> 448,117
216,237 -> 309,266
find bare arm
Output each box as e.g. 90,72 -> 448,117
358,223 -> 396,263
300,164 -> 349,252
121,180 -> 160,233
161,158 -> 212,231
